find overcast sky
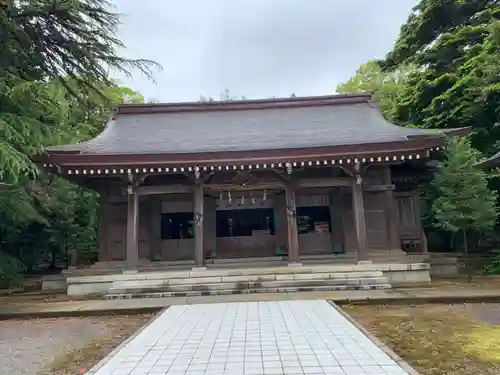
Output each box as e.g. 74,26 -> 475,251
112,0 -> 417,102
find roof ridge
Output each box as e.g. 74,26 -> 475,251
115,93 -> 373,116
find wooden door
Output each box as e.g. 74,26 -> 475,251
395,192 -> 420,240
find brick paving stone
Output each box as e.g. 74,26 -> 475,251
89,300 -> 411,375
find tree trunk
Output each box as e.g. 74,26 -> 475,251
64,234 -> 68,269
49,250 -> 56,269
463,229 -> 471,283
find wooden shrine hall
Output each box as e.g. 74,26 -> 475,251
40,93 -> 467,272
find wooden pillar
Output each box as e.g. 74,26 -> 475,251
126,185 -> 139,271
274,194 -> 288,255
329,189 -> 344,253
285,184 -> 301,265
193,183 -> 205,268
340,189 -> 356,253
149,196 -> 162,260
382,167 -> 401,250
351,176 -> 367,261
203,197 -> 217,258
420,228 -> 428,253
97,192 -> 109,261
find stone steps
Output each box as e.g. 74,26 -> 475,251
105,282 -> 392,299
92,254 -> 356,268
108,274 -> 388,292
365,251 -> 412,264
106,277 -> 390,296
104,267 -> 391,299
66,263 -> 431,296
77,255 -> 358,277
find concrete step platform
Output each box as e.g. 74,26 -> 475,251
105,282 -> 393,299
111,269 -> 386,285
66,263 -> 430,297
106,276 -> 390,296
86,254 -> 358,272
104,266 -> 392,299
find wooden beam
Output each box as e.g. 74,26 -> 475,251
136,184 -> 192,196
137,177 -> 352,196
206,182 -> 285,191
295,177 -> 351,189
363,184 -> 395,192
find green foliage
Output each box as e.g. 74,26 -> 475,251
430,137 -> 497,280
381,0 -> 500,155
336,60 -> 414,120
41,177 -> 99,263
1,0 -> 155,185
335,0 -> 500,262
0,82 -> 142,280
383,0 -> 499,69
199,89 -> 247,102
431,137 -> 498,233
0,75 -> 71,184
0,0 -> 157,89
486,254 -> 500,274
0,0 -> 154,285
0,252 -> 25,289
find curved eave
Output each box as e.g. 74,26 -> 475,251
39,137 -> 447,168
443,127 -> 472,137
476,151 -> 500,169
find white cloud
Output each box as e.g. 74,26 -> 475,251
111,0 -> 417,102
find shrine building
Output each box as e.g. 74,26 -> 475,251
39,93 -> 467,296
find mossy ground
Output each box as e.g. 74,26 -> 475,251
345,303 -> 500,375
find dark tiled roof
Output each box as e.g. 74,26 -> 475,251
46,94 -> 450,155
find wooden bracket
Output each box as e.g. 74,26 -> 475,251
340,162 -> 369,177
270,169 -> 291,183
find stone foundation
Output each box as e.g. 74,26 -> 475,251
40,275 -> 67,291
67,277 -> 115,296
381,263 -> 431,284
63,262 -> 431,297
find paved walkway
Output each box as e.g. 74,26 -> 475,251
88,300 -> 410,375
1,287 -> 500,319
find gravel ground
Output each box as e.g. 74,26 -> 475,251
0,316 -> 150,375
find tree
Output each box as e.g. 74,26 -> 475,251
336,60 -> 414,120
62,80 -> 145,139
0,0 -> 156,285
0,0 -> 157,87
0,77 -> 69,184
0,0 -> 158,185
0,82 -> 144,279
0,81 -> 144,225
381,1 -> 500,155
199,89 -> 247,102
431,137 -> 498,280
